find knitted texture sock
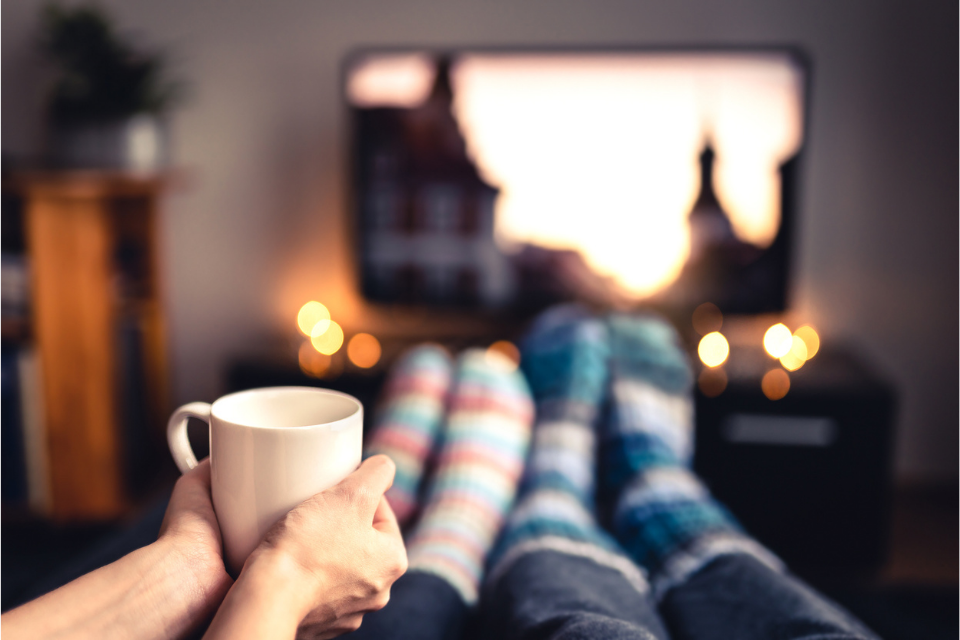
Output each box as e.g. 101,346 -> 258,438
486,306 -> 648,595
603,313 -> 782,598
364,344 -> 454,527
406,348 -> 534,604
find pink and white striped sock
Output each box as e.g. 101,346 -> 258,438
364,344 -> 453,527
405,348 -> 534,604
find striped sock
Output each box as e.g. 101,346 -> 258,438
364,344 -> 454,527
406,348 -> 534,604
603,313 -> 782,598
486,306 -> 648,596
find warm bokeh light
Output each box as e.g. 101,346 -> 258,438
779,335 -> 808,371
347,333 -> 382,368
297,301 -> 330,337
698,331 -> 729,368
763,323 -> 793,358
487,340 -> 521,368
692,302 -> 723,335
698,367 -> 728,397
299,341 -> 331,378
761,368 -> 790,400
450,53 -> 803,297
794,325 -> 820,359
311,320 -> 344,355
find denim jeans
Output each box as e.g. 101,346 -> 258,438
348,551 -> 878,640
7,491 -> 879,639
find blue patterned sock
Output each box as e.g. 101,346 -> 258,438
486,305 -> 648,595
603,313 -> 782,598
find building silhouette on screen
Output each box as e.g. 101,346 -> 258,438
356,58 -> 513,307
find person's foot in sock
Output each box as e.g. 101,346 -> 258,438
364,344 -> 454,527
603,312 -> 782,598
487,305 -> 647,594
404,348 -> 534,604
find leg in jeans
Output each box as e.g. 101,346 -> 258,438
482,306 -> 670,640
485,550 -> 665,640
602,313 -> 879,640
345,571 -> 468,640
661,554 -> 877,640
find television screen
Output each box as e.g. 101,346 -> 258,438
346,48 -> 807,314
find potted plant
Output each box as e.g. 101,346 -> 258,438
40,3 -> 183,171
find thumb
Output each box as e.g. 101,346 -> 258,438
335,455 -> 396,516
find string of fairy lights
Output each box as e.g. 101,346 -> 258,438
693,302 -> 820,400
294,301 -> 523,379
296,301 -> 381,378
295,300 -> 817,400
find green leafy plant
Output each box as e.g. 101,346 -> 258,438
41,3 -> 182,124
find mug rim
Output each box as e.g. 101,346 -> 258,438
210,386 -> 363,430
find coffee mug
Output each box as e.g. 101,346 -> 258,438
167,386 -> 363,576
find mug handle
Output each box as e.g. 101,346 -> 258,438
167,402 -> 212,473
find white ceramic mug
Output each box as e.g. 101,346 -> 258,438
167,386 -> 363,576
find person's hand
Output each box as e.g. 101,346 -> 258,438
0,459 -> 233,640
158,458 -> 234,596
203,455 -> 408,640
263,455 -> 408,638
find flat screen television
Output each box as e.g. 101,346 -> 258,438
346,48 -> 808,315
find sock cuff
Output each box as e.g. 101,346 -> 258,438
486,535 -> 650,597
650,532 -> 784,600
407,557 -> 481,605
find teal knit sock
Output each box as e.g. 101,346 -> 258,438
603,313 -> 782,598
487,306 -> 648,595
406,348 -> 534,604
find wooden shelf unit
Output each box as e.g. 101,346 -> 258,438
12,172 -> 170,520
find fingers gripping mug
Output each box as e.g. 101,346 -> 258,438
167,387 -> 363,576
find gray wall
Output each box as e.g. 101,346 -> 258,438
3,0 -> 956,482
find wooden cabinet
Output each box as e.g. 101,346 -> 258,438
12,172 -> 170,519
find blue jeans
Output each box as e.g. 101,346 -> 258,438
349,551 -> 878,640
7,493 -> 878,639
